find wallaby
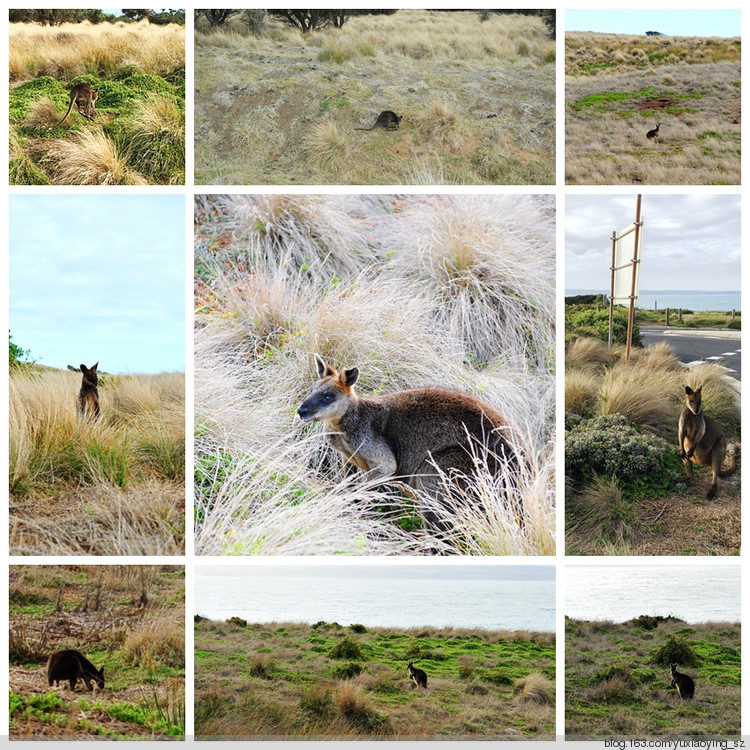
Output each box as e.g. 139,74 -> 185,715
47,649 -> 105,691
77,362 -> 100,420
355,110 -> 402,131
297,354 -> 521,529
646,123 -> 660,141
408,661 -> 427,689
50,82 -> 98,129
678,385 -> 737,499
670,663 -> 695,700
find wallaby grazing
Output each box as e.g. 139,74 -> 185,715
670,663 -> 695,700
47,650 -> 105,691
646,123 -> 660,141
355,110 -> 402,131
297,354 -> 521,529
678,385 -> 737,499
50,82 -> 98,129
408,661 -> 427,689
77,362 -> 100,420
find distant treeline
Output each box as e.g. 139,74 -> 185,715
9,8 -> 185,25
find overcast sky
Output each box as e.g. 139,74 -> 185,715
566,9 -> 741,37
9,195 -> 185,374
566,194 -> 740,292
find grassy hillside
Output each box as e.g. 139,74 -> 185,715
565,339 -> 740,555
195,619 -> 555,738
566,617 -> 740,737
9,566 -> 185,739
194,194 -> 555,555
9,20 -> 185,185
9,366 -> 185,555
565,32 -> 740,185
195,10 -> 555,185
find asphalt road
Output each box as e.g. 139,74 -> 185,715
639,327 -> 741,381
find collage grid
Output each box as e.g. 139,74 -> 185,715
1,2 -> 747,744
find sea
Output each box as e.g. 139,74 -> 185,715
195,565 -> 556,632
566,289 -> 740,312
566,566 -> 740,624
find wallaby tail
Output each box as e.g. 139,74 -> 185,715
719,444 -> 739,478
50,99 -> 76,130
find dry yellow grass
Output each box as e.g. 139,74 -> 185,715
9,368 -> 185,556
9,19 -> 184,82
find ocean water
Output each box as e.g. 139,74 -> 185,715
566,567 -> 740,623
567,289 -> 740,312
195,567 -> 556,632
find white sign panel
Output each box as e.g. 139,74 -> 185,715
611,222 -> 642,304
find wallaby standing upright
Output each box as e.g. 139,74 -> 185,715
407,661 -> 427,689
47,649 -> 105,691
50,82 -> 98,129
355,110 -> 402,131
646,123 -> 660,141
678,385 -> 737,499
297,354 -> 521,529
670,663 -> 695,700
77,362 -> 100,420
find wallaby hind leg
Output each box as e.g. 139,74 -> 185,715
415,448 -> 476,532
707,441 -> 726,499
683,456 -> 695,482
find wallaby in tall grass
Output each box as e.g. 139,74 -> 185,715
670,663 -> 695,700
298,354 -> 521,528
77,362 -> 100,420
408,661 -> 428,689
646,123 -> 660,141
50,82 -> 98,129
47,649 -> 105,691
355,110 -> 402,131
678,385 -> 737,499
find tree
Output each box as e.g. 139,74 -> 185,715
121,9 -> 152,21
540,10 -> 556,40
196,9 -> 240,27
268,10 -> 341,32
9,332 -> 33,369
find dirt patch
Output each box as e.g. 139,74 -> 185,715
636,96 -> 677,111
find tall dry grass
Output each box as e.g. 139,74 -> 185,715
9,19 -> 185,82
195,194 -> 555,556
9,368 -> 185,555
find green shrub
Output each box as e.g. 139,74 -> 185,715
650,635 -> 700,667
565,414 -> 682,499
590,664 -> 634,687
329,637 -> 363,660
331,661 -> 363,679
349,623 -> 367,634
566,305 -> 642,347
226,616 -> 247,628
630,614 -> 660,631
300,685 -> 333,716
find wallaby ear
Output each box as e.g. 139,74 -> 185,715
314,353 -> 333,379
91,362 -> 98,372
342,367 -> 359,387
695,385 -> 702,394
685,386 -> 693,395
80,364 -> 88,373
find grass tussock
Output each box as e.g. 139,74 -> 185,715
195,9 -> 554,184
566,617 -> 740,738
195,194 -> 555,556
196,619 -> 554,738
9,565 -> 185,739
9,368 -> 185,556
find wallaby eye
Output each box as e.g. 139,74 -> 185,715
323,393 -> 334,403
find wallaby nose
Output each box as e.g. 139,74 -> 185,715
297,405 -> 308,419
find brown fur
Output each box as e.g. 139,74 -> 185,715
646,123 -> 660,141
355,110 -> 402,131
298,354 -> 521,529
670,663 -> 695,700
47,649 -> 104,691
50,82 -> 98,129
77,362 -> 100,420
678,385 -> 736,499
407,661 -> 427,688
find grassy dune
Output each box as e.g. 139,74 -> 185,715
194,194 -> 555,555
9,366 -> 185,555
565,339 -> 740,556
565,32 -> 740,185
9,19 -> 185,185
566,617 -> 740,738
195,10 -> 555,184
195,619 -> 555,738
9,565 -> 185,739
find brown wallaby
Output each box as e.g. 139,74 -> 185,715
646,123 -> 660,141
678,385 -> 737,499
670,663 -> 695,700
50,82 -> 98,129
77,362 -> 100,420
47,649 -> 105,691
355,110 -> 402,131
297,354 -> 521,529
407,661 -> 427,688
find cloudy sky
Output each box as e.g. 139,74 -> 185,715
566,9 -> 740,37
9,195 -> 185,373
566,194 -> 740,292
